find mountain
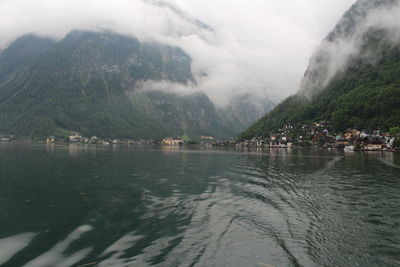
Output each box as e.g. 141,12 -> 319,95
0,31 -> 243,139
218,93 -> 275,134
128,90 -> 235,139
239,0 -> 400,140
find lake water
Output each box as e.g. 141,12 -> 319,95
0,143 -> 399,267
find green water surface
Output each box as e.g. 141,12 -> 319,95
0,143 -> 399,267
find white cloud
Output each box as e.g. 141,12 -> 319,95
299,1 -> 400,99
0,0 -> 357,105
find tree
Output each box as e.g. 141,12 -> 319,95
393,138 -> 400,148
389,126 -> 400,136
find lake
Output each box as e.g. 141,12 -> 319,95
0,143 -> 399,267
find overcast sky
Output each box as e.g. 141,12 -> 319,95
0,0 -> 357,105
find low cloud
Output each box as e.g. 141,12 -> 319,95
0,0 -> 356,105
300,0 -> 400,98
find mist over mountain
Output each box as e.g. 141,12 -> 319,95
0,31 -> 209,138
0,0 -> 367,139
240,0 -> 400,139
300,0 -> 399,99
218,93 -> 275,134
0,31 -> 269,139
0,0 -> 356,107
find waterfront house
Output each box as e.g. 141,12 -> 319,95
0,135 -> 14,142
364,143 -> 383,151
162,137 -> 184,146
69,133 -> 82,143
361,135 -> 385,151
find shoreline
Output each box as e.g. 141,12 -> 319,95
1,141 -> 398,154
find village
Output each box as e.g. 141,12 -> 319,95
235,121 -> 400,152
0,122 -> 399,152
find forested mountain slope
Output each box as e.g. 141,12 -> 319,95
0,31 -> 254,139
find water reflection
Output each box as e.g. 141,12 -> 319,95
0,233 -> 37,265
0,144 -> 399,267
24,226 -> 93,267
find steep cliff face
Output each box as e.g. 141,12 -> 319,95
0,31 -> 237,139
240,0 -> 400,139
299,0 -> 398,99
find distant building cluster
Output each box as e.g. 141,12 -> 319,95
60,133 -> 155,145
238,121 -> 399,152
1,123 -> 399,153
0,134 -> 14,142
161,137 -> 184,146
